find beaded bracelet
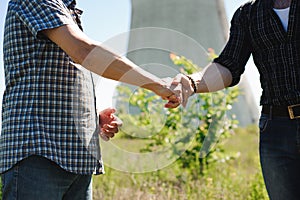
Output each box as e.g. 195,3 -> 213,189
185,75 -> 197,94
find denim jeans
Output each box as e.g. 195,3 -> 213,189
259,114 -> 300,200
1,155 -> 92,200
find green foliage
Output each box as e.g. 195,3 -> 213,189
116,50 -> 240,177
247,172 -> 269,200
93,126 -> 268,199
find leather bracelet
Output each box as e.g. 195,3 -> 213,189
185,75 -> 197,94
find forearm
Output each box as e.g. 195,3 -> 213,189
43,25 -> 166,92
190,62 -> 233,93
81,45 -> 164,91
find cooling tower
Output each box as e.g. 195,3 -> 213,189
126,0 -> 259,126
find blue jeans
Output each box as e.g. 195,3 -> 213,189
1,155 -> 92,200
259,114 -> 300,200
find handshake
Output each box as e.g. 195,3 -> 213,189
155,73 -> 197,109
98,62 -> 232,140
98,73 -> 198,141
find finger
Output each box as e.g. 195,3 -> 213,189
110,117 -> 123,127
179,76 -> 194,108
172,74 -> 183,84
164,95 -> 181,108
110,122 -> 122,128
162,91 -> 177,101
103,123 -> 119,130
102,126 -> 119,134
164,101 -> 180,108
171,84 -> 183,103
164,88 -> 182,108
168,94 -> 181,103
99,108 -> 118,128
102,127 -> 118,133
100,107 -> 116,117
169,77 -> 182,89
101,131 -> 116,138
99,132 -> 110,141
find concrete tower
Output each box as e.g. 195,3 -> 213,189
126,0 -> 259,126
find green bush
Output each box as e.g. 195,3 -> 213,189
116,50 -> 239,177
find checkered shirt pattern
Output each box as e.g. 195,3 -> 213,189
214,0 -> 300,106
1,0 -> 104,175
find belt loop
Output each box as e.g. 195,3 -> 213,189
269,105 -> 273,120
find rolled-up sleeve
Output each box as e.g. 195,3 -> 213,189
14,0 -> 75,38
213,5 -> 252,87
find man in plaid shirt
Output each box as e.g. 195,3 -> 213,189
172,0 -> 300,199
1,0 -> 180,199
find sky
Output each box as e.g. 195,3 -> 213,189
0,0 -> 259,128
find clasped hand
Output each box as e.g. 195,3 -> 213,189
163,74 -> 195,108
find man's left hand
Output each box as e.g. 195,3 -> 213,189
99,108 -> 123,141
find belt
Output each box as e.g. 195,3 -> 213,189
262,104 -> 300,119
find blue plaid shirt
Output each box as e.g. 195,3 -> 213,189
1,0 -> 104,175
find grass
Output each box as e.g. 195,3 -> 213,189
92,125 -> 269,200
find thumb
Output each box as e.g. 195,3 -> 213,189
171,74 -> 183,85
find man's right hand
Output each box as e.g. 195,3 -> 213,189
151,78 -> 183,109
167,74 -> 195,108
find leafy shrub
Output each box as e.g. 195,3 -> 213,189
116,49 -> 239,176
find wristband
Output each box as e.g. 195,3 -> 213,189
185,75 -> 197,94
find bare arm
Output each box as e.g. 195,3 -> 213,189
42,24 -> 176,100
171,62 -> 233,106
191,62 -> 232,93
